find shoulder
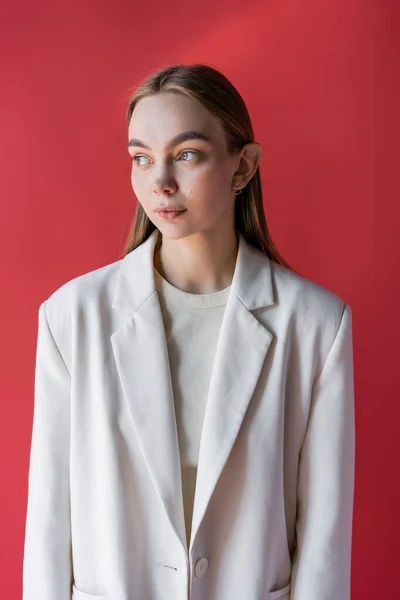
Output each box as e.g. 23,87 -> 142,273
270,259 -> 349,321
267,259 -> 351,365
40,257 -> 123,333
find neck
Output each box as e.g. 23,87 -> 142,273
153,229 -> 238,294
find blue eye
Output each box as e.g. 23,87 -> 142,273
180,150 -> 198,161
132,155 -> 149,166
131,150 -> 199,166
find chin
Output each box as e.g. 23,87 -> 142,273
155,226 -> 192,241
151,217 -> 193,241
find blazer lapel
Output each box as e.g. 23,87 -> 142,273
189,234 -> 275,550
110,228 -> 275,554
110,230 -> 186,548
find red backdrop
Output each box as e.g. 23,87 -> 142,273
1,0 -> 399,597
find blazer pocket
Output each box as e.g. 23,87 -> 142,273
268,582 -> 291,600
72,583 -> 108,599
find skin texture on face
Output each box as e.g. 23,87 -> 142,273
127,91 -> 263,293
128,92 -> 240,240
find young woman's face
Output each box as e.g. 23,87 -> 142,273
127,92 -> 240,240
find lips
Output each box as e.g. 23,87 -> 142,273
155,209 -> 187,220
154,207 -> 186,213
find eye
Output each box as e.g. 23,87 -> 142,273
131,150 -> 199,167
179,150 -> 198,162
131,154 -> 150,166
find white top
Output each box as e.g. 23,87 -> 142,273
154,267 -> 231,549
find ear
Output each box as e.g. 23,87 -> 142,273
232,142 -> 263,190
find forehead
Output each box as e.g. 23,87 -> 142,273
128,92 -> 226,146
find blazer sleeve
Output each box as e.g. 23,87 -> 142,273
290,302 -> 355,600
22,299 -> 73,600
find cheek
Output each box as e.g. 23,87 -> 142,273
130,171 -> 147,198
187,164 -> 227,193
130,169 -> 136,188
194,167 -> 230,201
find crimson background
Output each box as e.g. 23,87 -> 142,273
1,0 -> 399,597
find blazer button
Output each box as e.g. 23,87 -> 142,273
194,557 -> 209,578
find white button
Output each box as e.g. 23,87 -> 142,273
194,557 -> 209,578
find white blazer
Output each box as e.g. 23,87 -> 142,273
23,228 -> 355,600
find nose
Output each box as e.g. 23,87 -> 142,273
152,174 -> 178,196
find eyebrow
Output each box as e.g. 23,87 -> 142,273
127,130 -> 212,150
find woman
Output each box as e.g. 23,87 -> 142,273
22,63 -> 355,600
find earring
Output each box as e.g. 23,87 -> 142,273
233,180 -> 242,195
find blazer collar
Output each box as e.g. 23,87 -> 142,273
112,228 -> 274,314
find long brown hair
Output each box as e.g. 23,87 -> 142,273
122,63 -> 295,272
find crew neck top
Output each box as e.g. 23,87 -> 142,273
154,267 -> 231,550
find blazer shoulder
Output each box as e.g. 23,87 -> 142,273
40,257 -> 123,330
269,259 -> 351,342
